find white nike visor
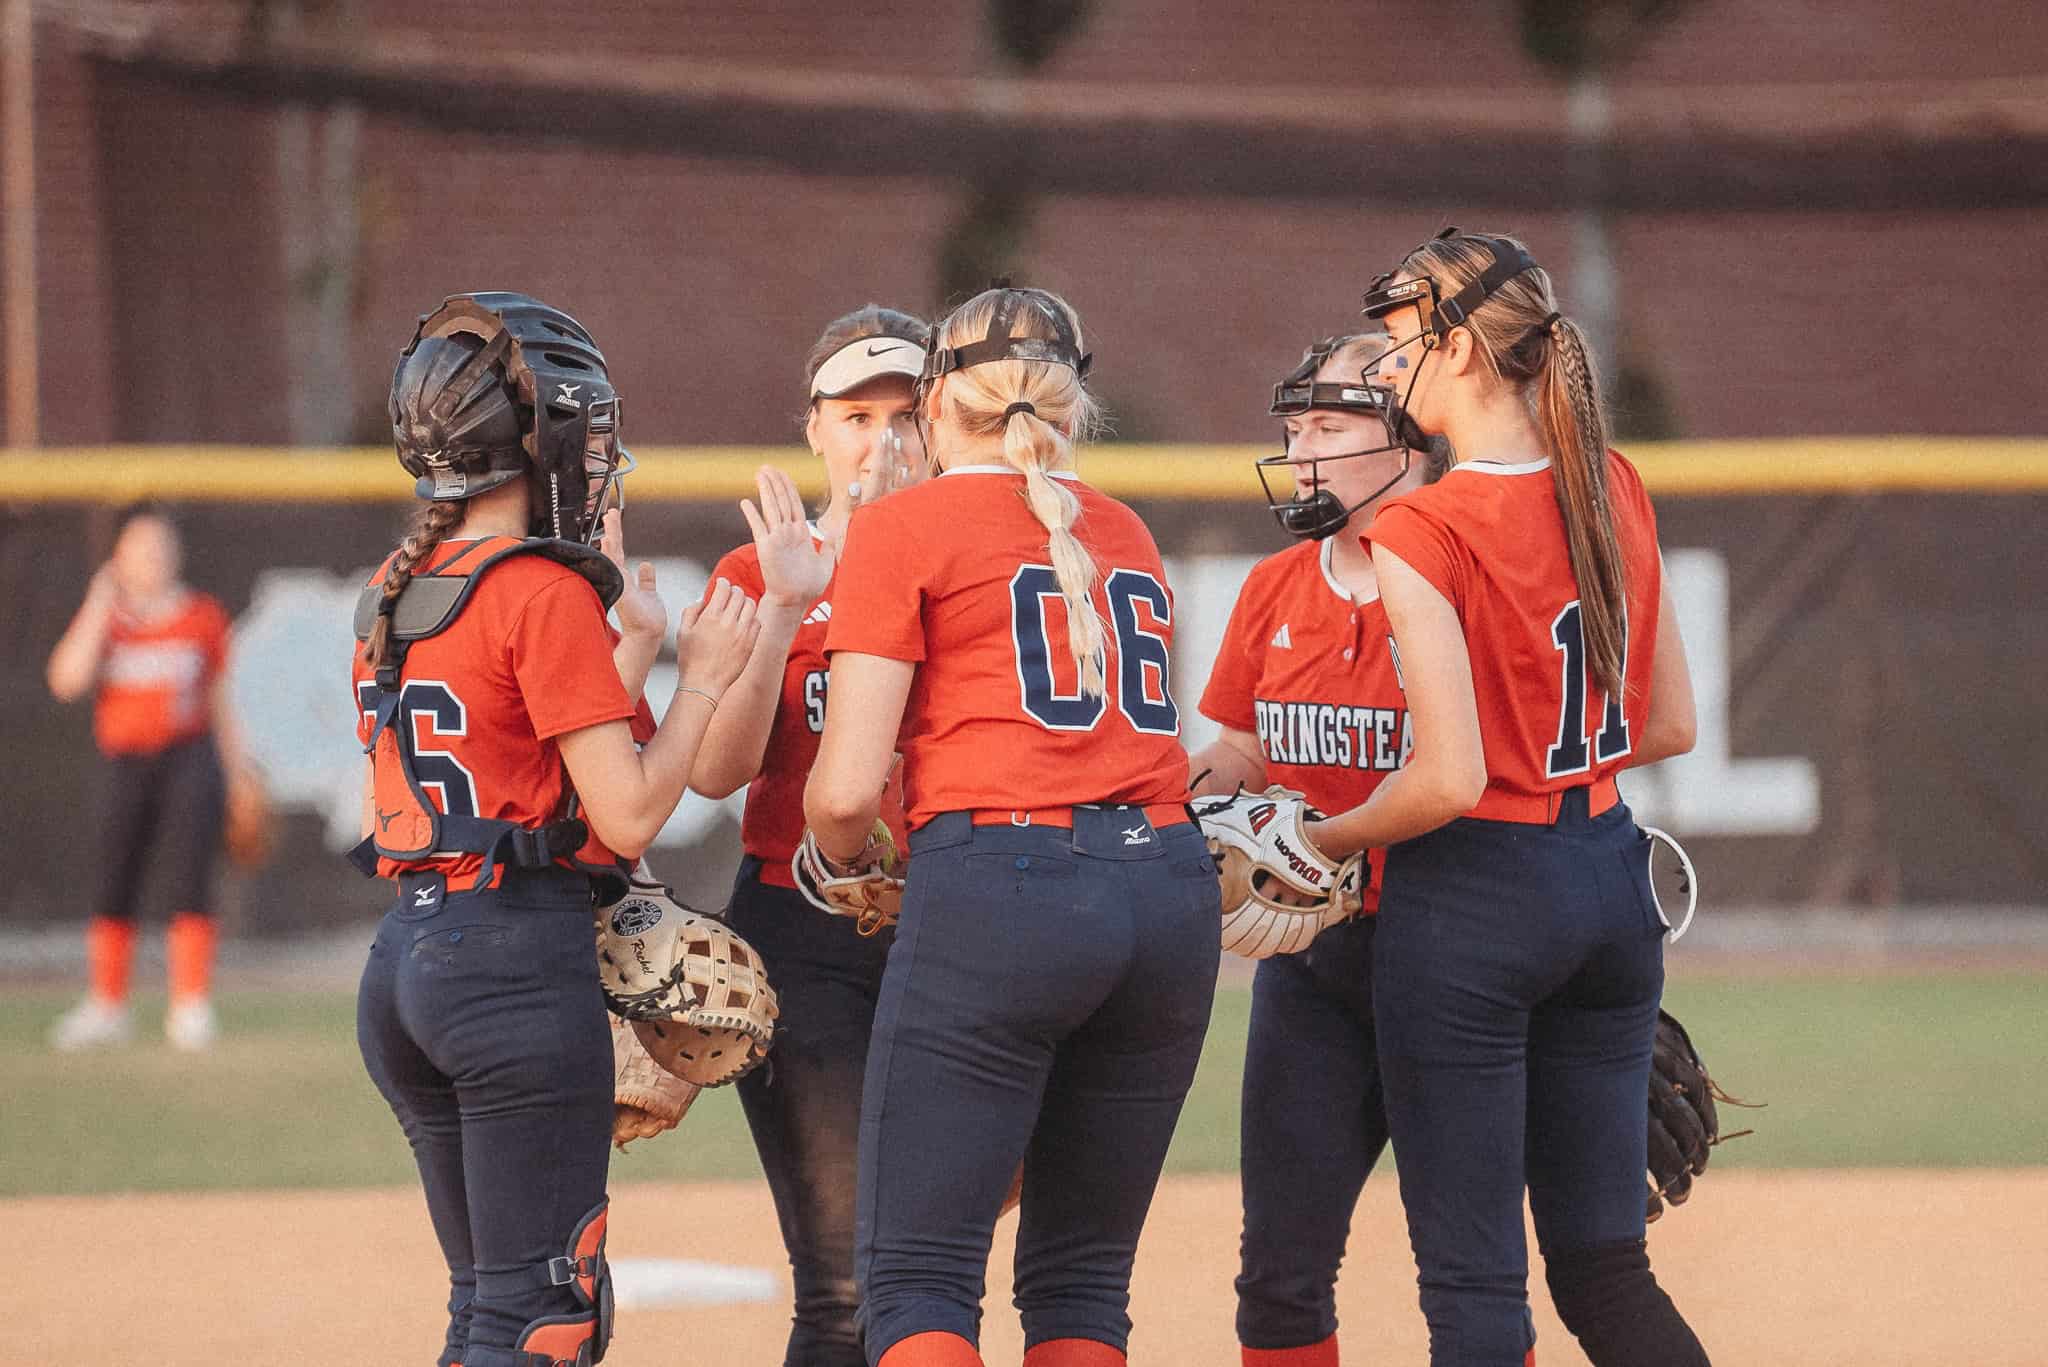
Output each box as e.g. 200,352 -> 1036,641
811,336 -> 925,400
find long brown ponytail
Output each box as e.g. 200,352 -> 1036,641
1535,315 -> 1626,699
360,500 -> 463,671
1400,233 -> 1629,699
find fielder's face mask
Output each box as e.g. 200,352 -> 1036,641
409,292 -> 627,545
1359,228 -> 1539,453
1256,337 -> 1411,541
915,285 -> 1092,450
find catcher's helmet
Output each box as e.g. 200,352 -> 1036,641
390,292 -> 630,543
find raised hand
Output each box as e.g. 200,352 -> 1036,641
853,427 -> 925,507
599,508 -> 668,644
740,465 -> 833,608
675,577 -> 761,698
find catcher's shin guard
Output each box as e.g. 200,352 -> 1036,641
1543,1239 -> 1708,1367
470,1201 -> 615,1367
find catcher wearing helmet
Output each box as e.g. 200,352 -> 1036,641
351,292 -> 760,1367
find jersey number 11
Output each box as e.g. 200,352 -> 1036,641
1545,601 -> 1631,778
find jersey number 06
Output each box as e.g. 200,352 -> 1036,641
1009,565 -> 1179,736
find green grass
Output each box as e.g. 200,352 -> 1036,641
1657,974 -> 2048,1169
3,973 -> 2043,1196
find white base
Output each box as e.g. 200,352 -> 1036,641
608,1257 -> 780,1309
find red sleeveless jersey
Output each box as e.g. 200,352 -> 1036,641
1199,537 -> 1410,912
825,466 -> 1191,830
1362,451 -> 1662,815
704,538 -> 908,886
351,539 -> 638,885
94,591 -> 230,757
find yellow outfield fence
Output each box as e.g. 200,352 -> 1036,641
0,438 -> 2044,502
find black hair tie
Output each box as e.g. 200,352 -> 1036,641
1541,311 -> 1563,334
1003,401 -> 1037,421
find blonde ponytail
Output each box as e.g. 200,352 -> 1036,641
928,287 -> 1109,699
1535,317 -> 1627,700
361,500 -> 464,669
1005,407 -> 1106,696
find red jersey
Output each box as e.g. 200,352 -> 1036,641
94,591 -> 231,757
704,537 -> 908,887
1199,537 -> 1410,912
1363,452 -> 1663,817
352,540 -> 637,885
826,466 -> 1190,830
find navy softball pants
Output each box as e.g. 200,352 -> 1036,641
356,867 -> 613,1367
855,807 -> 1221,1364
1235,915 -> 1388,1352
1373,792 -> 1697,1367
729,857 -> 894,1367
95,734 -> 225,921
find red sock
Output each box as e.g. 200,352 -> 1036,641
86,917 -> 137,1003
1243,1335 -> 1338,1367
878,1331 -> 984,1367
166,912 -> 217,1005
1023,1338 -> 1126,1367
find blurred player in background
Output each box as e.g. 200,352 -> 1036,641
1186,333 -> 1429,1367
351,292 -> 758,1367
1312,231 -> 1707,1366
44,502 -> 256,1051
804,286 -> 1217,1367
688,303 -> 931,1367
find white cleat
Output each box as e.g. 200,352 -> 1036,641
48,997 -> 133,1051
165,999 -> 218,1052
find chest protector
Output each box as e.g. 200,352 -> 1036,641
350,535 -> 626,892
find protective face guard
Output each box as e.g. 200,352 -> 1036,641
1256,338 -> 1411,541
1359,228 -> 1539,454
410,293 -> 625,545
580,398 -> 633,541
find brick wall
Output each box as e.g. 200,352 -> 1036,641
12,2 -> 2046,448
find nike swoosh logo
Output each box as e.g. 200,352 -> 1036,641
866,343 -> 910,357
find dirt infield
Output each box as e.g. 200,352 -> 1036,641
25,1169 -> 2041,1365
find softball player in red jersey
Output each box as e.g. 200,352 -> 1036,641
45,505 -> 249,1051
688,304 -> 929,1367
350,292 -> 758,1367
803,287 -> 1219,1367
1308,232 -> 1707,1367
1186,334 -> 1429,1367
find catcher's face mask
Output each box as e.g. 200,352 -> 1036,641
579,398 -> 634,539
1256,337 -> 1411,541
1359,228 -> 1539,453
915,285 -> 1092,455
